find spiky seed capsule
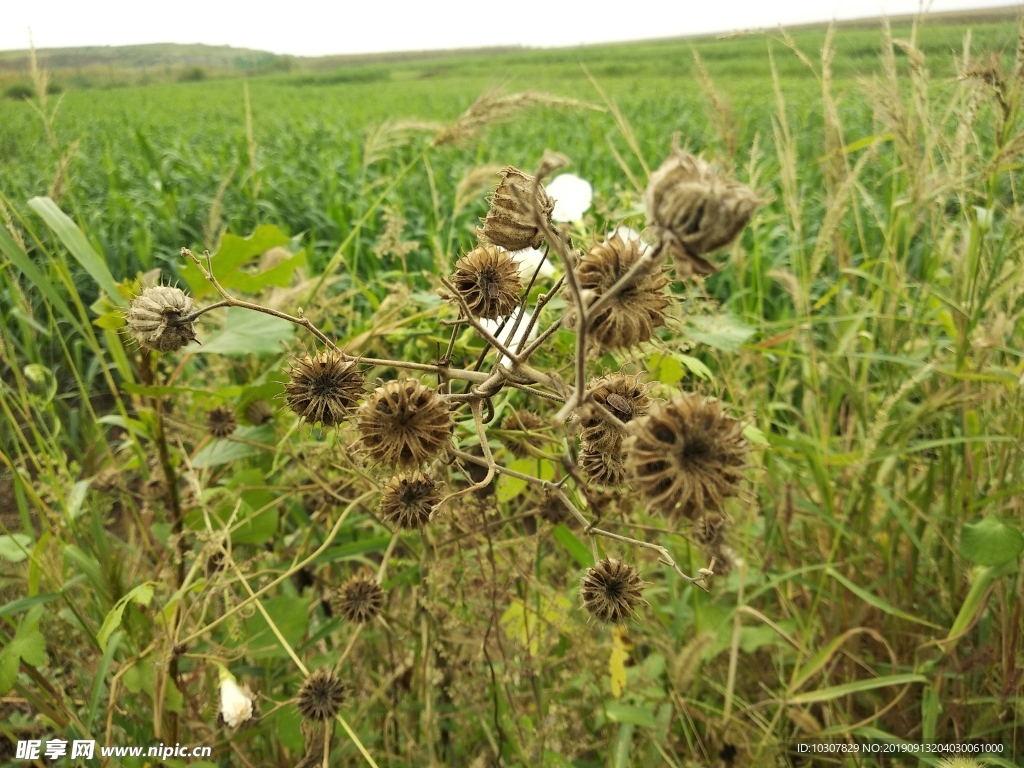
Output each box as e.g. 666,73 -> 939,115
566,234 -> 670,351
285,350 -> 364,427
296,668 -> 347,722
693,513 -> 727,549
450,245 -> 523,320
357,380 -> 453,468
536,489 -> 572,525
500,409 -> 548,458
480,166 -> 555,251
244,399 -> 274,426
125,286 -> 197,352
333,576 -> 385,623
580,558 -> 645,623
206,406 -> 237,438
578,445 -> 628,487
644,150 -> 762,277
624,393 -> 747,519
378,471 -> 441,529
577,373 -> 650,453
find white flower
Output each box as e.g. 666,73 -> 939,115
479,308 -> 538,367
546,174 -> 593,223
508,247 -> 555,279
219,670 -> 254,729
609,226 -> 654,257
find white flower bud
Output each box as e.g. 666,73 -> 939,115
219,671 -> 254,729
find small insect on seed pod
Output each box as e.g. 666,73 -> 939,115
285,350 -> 364,427
565,232 -> 670,352
580,558 -> 646,623
244,399 -> 274,426
644,150 -> 762,278
333,575 -> 385,624
378,471 -> 442,529
578,444 -> 628,488
450,245 -> 523,320
499,409 -> 548,458
358,379 -> 453,468
125,285 -> 197,353
206,406 -> 237,439
576,373 -> 651,454
296,668 -> 347,722
479,166 -> 555,252
624,392 -> 748,519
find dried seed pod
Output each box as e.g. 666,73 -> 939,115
244,399 -> 274,426
206,406 -> 237,438
535,489 -> 573,525
576,373 -> 650,453
285,350 -> 364,427
578,445 -> 628,487
125,286 -> 197,352
644,150 -> 762,277
499,409 -> 548,458
358,380 -> 453,468
333,575 -> 385,623
450,245 -> 523,320
580,558 -> 645,623
378,471 -> 441,529
693,512 -> 728,549
296,668 -> 347,722
624,393 -> 747,518
480,166 -> 554,251
565,233 -> 670,351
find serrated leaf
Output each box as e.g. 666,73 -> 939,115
179,224 -> 293,297
959,517 -> 1024,566
98,582 -> 156,651
0,612 -> 48,694
686,314 -> 756,352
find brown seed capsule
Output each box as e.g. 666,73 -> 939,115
244,399 -> 274,426
624,393 -> 747,519
480,166 -> 554,251
500,409 -> 548,458
125,286 -> 197,353
333,575 -> 385,623
644,150 -> 762,278
206,406 -> 237,439
296,668 -> 347,722
565,233 -> 670,351
536,489 -> 573,525
693,512 -> 727,549
358,380 -> 453,468
378,471 -> 441,529
580,558 -> 645,623
576,373 -> 650,453
450,245 -> 523,320
578,445 -> 628,487
285,350 -> 364,427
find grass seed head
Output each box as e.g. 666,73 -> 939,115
296,668 -> 347,722
644,150 -> 761,277
480,166 -> 554,251
450,244 -> 523,319
580,558 -> 645,623
577,373 -> 650,453
566,233 -> 670,351
624,393 -> 747,518
206,406 -> 237,438
358,380 -> 453,468
334,575 -> 385,623
379,471 -> 441,529
285,350 -> 364,427
125,285 -> 197,352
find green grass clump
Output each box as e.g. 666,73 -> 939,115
1,13 -> 1023,768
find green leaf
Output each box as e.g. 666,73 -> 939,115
0,593 -> 58,619
179,224 -> 295,297
191,425 -> 276,468
959,517 -> 1024,566
0,609 -> 48,694
97,582 -> 156,651
686,314 -> 756,352
604,702 -> 657,729
826,568 -> 942,629
0,227 -> 82,332
243,596 -> 310,659
788,673 -> 927,704
742,424 -> 770,447
676,353 -> 714,381
190,307 -> 294,356
646,352 -> 685,385
551,525 -> 593,568
496,457 -> 542,503
0,534 -> 33,563
28,197 -> 126,306
946,561 -> 1018,645
315,535 -> 393,564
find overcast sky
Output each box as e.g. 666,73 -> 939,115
2,0 -> 1021,56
